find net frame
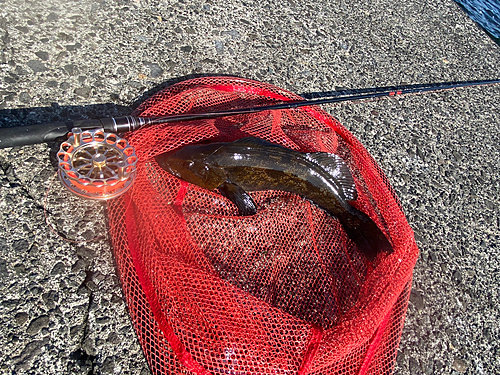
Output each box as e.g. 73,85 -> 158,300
107,76 -> 419,374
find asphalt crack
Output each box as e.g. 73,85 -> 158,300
69,287 -> 96,375
0,154 -> 52,213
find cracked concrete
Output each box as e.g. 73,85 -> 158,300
0,0 -> 499,374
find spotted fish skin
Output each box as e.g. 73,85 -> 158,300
155,137 -> 392,260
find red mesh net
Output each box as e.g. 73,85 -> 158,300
107,77 -> 419,374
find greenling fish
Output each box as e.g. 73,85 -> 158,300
155,137 -> 392,260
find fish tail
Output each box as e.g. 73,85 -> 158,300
340,209 -> 392,261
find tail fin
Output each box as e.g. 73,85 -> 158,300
340,208 -> 392,261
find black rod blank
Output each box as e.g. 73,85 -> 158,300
144,78 -> 500,125
0,78 -> 498,149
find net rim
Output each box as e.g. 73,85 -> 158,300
111,75 -> 419,373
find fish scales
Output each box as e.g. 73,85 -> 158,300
155,137 -> 392,260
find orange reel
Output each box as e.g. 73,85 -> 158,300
57,128 -> 137,200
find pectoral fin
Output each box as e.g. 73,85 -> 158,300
218,182 -> 257,216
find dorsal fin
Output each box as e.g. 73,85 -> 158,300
305,152 -> 357,201
233,137 -> 278,147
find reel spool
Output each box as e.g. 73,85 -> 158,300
57,128 -> 137,200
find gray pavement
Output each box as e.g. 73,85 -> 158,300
0,0 -> 499,374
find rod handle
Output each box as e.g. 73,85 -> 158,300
0,119 -> 104,149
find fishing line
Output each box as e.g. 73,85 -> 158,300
43,170 -> 134,243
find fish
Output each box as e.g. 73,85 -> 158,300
155,137 -> 392,260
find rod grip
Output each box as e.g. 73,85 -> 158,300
0,119 -> 104,149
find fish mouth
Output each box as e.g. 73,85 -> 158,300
166,168 -> 181,178
156,161 -> 178,177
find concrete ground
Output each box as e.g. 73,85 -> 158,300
0,0 -> 499,374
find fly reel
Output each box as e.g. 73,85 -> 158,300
57,128 -> 137,200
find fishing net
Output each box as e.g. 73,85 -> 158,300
107,76 -> 419,374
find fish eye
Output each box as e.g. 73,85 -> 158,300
183,160 -> 195,169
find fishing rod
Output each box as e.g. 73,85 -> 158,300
0,78 -> 498,149
3,77 -> 497,200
